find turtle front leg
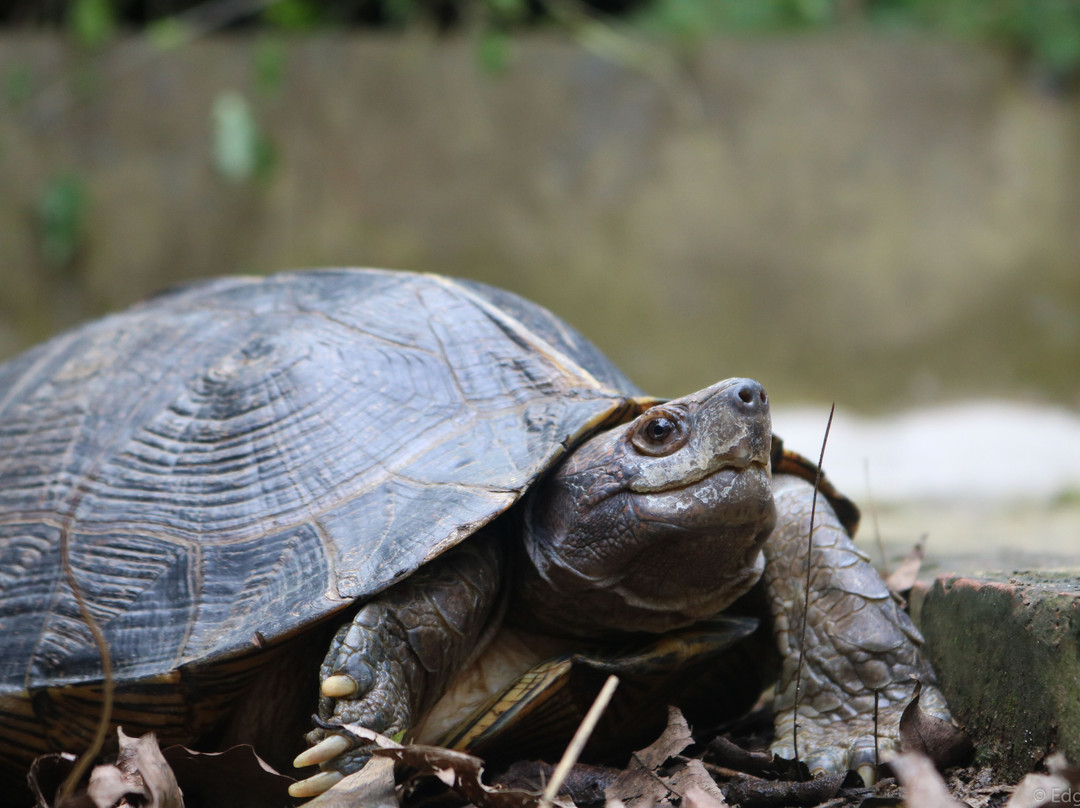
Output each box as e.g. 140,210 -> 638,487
289,535 -> 504,798
762,474 -> 950,782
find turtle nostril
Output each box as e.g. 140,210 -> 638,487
734,380 -> 768,411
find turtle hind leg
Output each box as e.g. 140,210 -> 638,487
762,474 -> 951,783
289,531 -> 504,798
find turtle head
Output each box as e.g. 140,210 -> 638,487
515,378 -> 775,637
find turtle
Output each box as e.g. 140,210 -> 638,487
0,268 -> 948,800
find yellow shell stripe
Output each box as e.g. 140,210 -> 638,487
435,275 -> 658,434
438,656 -> 576,752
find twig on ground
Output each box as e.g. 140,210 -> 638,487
539,674 -> 619,808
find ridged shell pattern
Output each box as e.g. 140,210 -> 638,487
0,269 -> 636,692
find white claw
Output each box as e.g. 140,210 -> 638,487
321,674 -> 359,698
857,763 -> 878,786
288,769 -> 344,798
293,734 -> 353,769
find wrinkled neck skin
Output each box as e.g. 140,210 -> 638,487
508,378 -> 777,639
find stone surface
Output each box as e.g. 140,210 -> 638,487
919,571 -> 1080,781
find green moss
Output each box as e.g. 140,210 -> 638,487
922,573 -> 1080,781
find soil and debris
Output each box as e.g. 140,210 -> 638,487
27,701 -> 1079,808
22,547 -> 1080,808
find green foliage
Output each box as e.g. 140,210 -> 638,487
477,29 -> 514,73
211,91 -> 277,184
1,0 -> 1075,92
1052,487 -> 1080,508
485,0 -> 530,24
635,0 -> 835,42
68,0 -> 117,48
377,0 -> 420,26
36,174 -> 88,271
254,38 -> 289,97
4,0 -> 1074,83
264,0 -> 325,31
627,0 -> 1080,80
147,17 -> 195,51
887,0 -> 1080,79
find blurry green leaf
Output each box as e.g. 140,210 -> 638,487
634,0 -> 835,42
212,91 -> 276,184
485,0 -> 528,23
69,0 -> 116,48
633,0 -> 713,44
36,174 -> 88,270
792,0 -> 834,25
147,17 -> 194,51
252,134 -> 278,183
477,29 -> 514,74
384,0 -> 419,26
254,39 -> 288,97
1052,488 -> 1080,507
1024,0 -> 1080,74
711,0 -> 789,31
264,0 -> 323,30
1035,27 -> 1080,73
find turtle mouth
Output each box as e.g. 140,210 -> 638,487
686,458 -> 773,507
627,461 -> 773,533
631,455 -> 770,495
688,456 -> 769,490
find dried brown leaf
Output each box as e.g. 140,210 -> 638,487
885,541 -> 924,595
605,708 -> 703,807
889,752 -> 965,808
898,679 -> 973,769
1046,753 -> 1080,789
497,760 -> 620,805
305,756 -> 397,808
635,706 -> 695,770
683,783 -> 729,808
162,743 -> 295,808
666,760 -> 728,806
85,767 -> 134,808
605,763 -> 677,807
1004,773 -> 1072,808
28,753 -> 81,808
378,743 -> 570,808
86,730 -> 182,808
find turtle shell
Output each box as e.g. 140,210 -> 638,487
0,269 -> 643,702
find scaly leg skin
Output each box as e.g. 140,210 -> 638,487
289,536 -> 504,798
762,474 -> 950,783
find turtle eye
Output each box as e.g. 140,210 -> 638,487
631,412 -> 686,456
645,417 -> 675,443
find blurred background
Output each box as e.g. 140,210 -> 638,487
1,0 -> 1078,573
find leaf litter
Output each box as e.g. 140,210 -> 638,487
29,730 -> 293,808
27,695 -> 1080,808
